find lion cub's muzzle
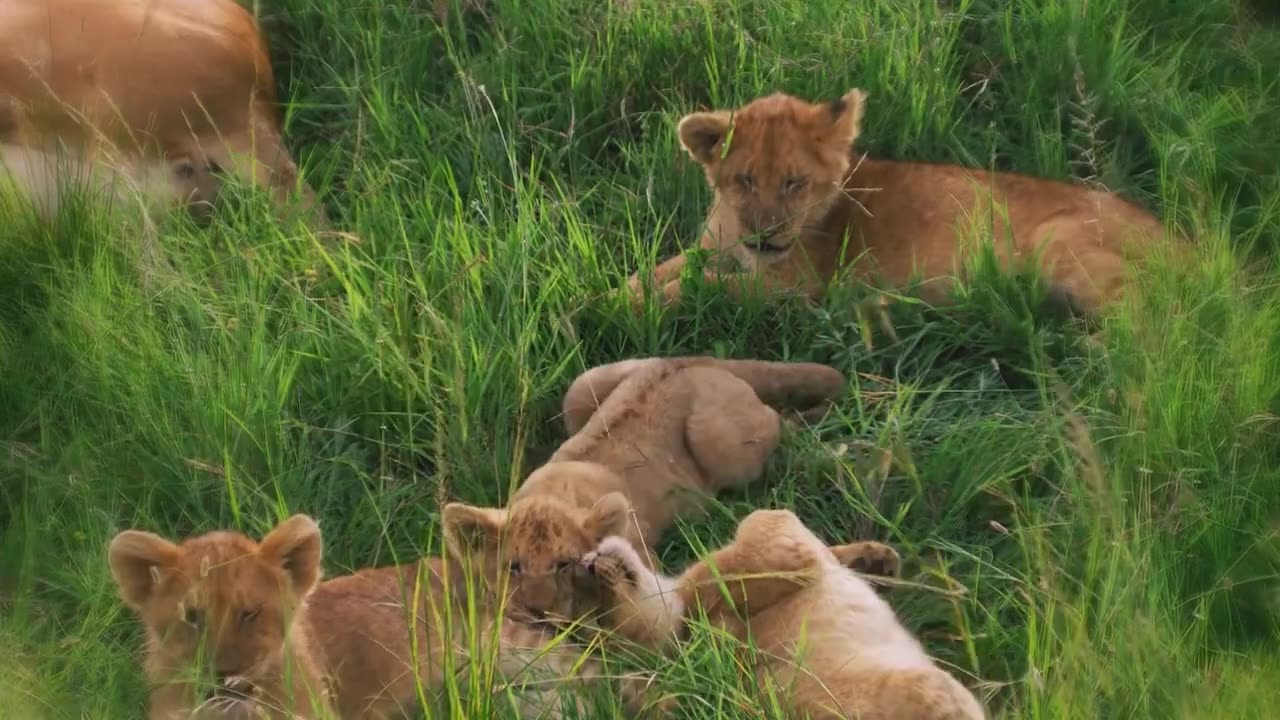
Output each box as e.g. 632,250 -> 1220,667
211,673 -> 257,700
741,227 -> 795,256
194,674 -> 260,718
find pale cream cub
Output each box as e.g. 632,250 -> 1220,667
582,510 -> 987,720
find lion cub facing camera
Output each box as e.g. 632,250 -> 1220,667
442,356 -> 846,627
629,89 -> 1171,316
582,509 -> 988,720
108,515 -> 607,720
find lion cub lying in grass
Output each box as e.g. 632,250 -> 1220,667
442,356 -> 845,625
629,88 -> 1171,316
582,509 -> 988,720
108,514 -> 605,720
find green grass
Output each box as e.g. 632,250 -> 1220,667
3,0 -> 1280,717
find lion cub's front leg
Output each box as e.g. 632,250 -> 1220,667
627,253 -> 688,301
583,534 -> 903,646
658,267 -> 822,310
583,530 -> 831,643
628,248 -> 812,310
581,537 -> 686,649
829,540 -> 902,579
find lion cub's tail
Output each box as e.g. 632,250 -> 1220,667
668,357 -> 846,413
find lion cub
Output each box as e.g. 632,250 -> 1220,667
442,356 -> 845,625
629,89 -> 1170,316
582,509 -> 988,720
108,515 -> 604,720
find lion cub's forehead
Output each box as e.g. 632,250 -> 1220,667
507,506 -> 592,560
735,94 -> 828,132
737,92 -> 819,119
175,532 -> 285,608
720,96 -> 841,173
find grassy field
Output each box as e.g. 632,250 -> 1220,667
3,0 -> 1280,717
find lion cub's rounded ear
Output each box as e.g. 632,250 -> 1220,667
585,492 -> 632,541
826,88 -> 868,149
259,514 -> 323,596
677,110 -> 733,165
108,529 -> 181,611
442,503 -> 507,561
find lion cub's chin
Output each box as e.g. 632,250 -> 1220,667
192,695 -> 261,720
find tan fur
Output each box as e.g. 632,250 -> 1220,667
628,89 -> 1171,316
442,356 -> 846,625
582,510 -> 988,720
0,0 -> 325,225
108,515 -> 608,720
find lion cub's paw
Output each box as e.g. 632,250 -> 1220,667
616,274 -> 653,314
835,541 -> 902,579
581,536 -> 644,589
780,400 -> 835,427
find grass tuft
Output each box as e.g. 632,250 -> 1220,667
3,0 -> 1279,717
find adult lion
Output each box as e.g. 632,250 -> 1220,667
0,0 -> 325,224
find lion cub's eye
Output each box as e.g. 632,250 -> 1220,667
782,176 -> 807,194
734,173 -> 755,192
183,607 -> 205,628
555,560 -> 574,575
238,607 -> 261,625
508,561 -> 523,576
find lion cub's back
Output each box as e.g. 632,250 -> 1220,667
850,158 -> 1165,257
304,561 -> 460,716
554,358 -> 696,460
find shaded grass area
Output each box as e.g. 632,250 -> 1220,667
2,0 -> 1279,717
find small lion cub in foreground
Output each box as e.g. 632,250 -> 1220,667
109,515 -> 604,720
582,509 -> 988,720
442,356 -> 845,625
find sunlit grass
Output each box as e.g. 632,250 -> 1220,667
2,0 -> 1279,717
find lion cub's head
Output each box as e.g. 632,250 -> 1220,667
108,515 -> 323,699
443,488 -> 631,625
678,89 -> 868,256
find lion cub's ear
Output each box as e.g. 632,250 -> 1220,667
677,110 -> 733,165
259,514 -> 324,596
584,492 -> 632,541
442,503 -> 507,561
825,88 -> 868,149
108,529 -> 182,611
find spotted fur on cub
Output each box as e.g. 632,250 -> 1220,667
442,356 -> 846,627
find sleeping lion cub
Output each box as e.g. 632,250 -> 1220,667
628,89 -> 1171,316
581,509 -> 988,720
108,514 -> 608,720
442,356 -> 845,627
